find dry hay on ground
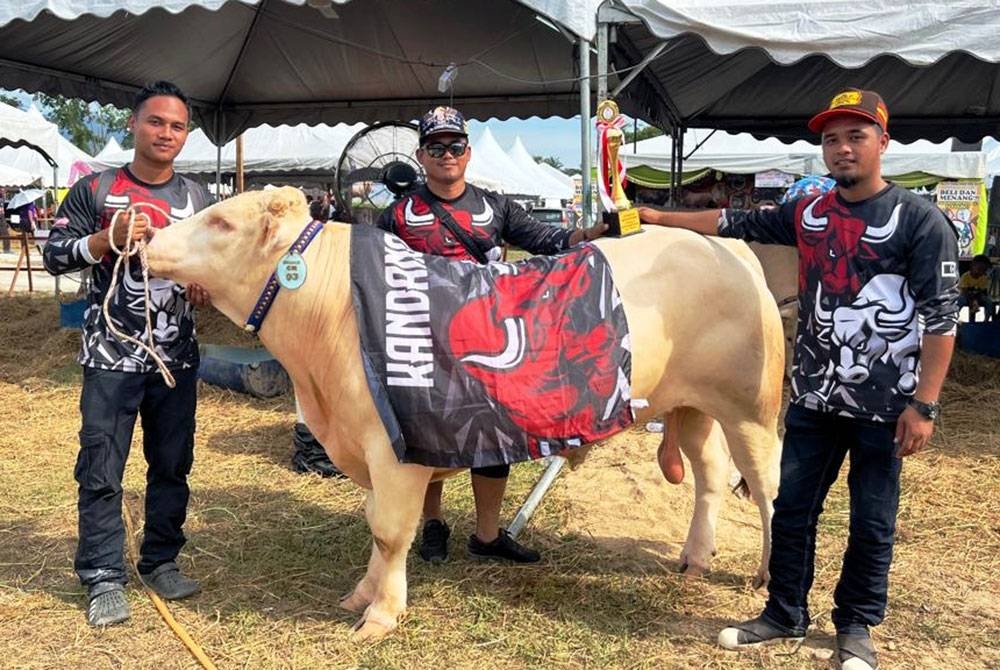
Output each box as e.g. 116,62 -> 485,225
1,294 -> 998,670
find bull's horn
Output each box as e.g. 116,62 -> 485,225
862,203 -> 901,243
813,283 -> 833,326
801,198 -> 828,231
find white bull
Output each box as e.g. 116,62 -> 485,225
145,188 -> 785,640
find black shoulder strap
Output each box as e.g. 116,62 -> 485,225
426,197 -> 489,265
93,168 -> 118,219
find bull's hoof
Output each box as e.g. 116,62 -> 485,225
340,589 -> 373,613
680,562 -> 708,579
350,608 -> 399,642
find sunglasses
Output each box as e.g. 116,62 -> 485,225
422,141 -> 468,158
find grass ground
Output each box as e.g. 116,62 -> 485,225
1,295 -> 997,669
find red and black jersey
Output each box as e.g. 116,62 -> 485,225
375,184 -> 572,262
720,184 -> 959,421
43,167 -> 211,373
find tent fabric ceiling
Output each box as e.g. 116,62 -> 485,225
611,0 -> 1000,144
0,0 -> 598,143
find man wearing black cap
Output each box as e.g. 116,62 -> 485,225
376,105 -> 606,565
638,89 -> 959,670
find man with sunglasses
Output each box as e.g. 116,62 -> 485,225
376,105 -> 606,565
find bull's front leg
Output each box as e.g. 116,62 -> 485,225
341,460 -> 432,641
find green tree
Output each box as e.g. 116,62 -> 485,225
533,155 -> 565,171
36,93 -> 132,154
0,92 -> 22,109
623,123 -> 664,144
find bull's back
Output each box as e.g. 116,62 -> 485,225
595,227 -> 783,412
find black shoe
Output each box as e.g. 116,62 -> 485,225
291,424 -> 344,478
837,630 -> 878,670
86,582 -> 130,627
467,528 -> 541,563
140,561 -> 200,600
718,615 -> 805,649
419,519 -> 450,563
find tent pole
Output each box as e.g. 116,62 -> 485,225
235,134 -> 244,194
214,109 -> 222,195
579,37 -> 592,229
508,456 -> 566,540
595,22 -> 608,220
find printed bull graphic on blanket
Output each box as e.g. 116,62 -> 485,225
352,227 -> 633,468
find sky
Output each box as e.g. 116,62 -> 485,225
468,116 -> 583,169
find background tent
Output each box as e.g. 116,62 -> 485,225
0,104 -> 92,187
622,131 -> 988,188
468,128 -> 547,197
0,164 -> 38,187
604,0 -> 1000,144
505,137 -> 574,201
94,137 -> 122,159
0,101 -> 60,187
0,0 -> 601,143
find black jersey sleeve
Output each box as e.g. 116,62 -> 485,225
496,194 -> 573,255
718,200 -> 798,246
907,206 -> 960,335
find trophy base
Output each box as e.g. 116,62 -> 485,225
602,208 -> 643,237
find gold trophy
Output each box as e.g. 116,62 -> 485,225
597,100 -> 641,237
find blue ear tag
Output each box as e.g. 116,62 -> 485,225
277,251 -> 307,290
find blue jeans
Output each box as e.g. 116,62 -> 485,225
763,404 -> 902,635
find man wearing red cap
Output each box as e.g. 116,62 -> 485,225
377,106 -> 606,565
638,89 -> 959,670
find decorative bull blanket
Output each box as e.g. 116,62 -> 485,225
350,224 -> 634,468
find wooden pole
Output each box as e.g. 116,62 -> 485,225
235,134 -> 244,195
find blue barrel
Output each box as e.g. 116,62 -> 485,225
59,299 -> 87,329
198,344 -> 291,398
957,322 -> 1000,358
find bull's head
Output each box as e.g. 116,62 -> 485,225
145,187 -> 311,326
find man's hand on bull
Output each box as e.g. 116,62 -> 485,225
894,405 -> 934,458
185,283 -> 211,307
569,222 -> 609,245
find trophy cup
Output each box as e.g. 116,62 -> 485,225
596,99 -> 641,237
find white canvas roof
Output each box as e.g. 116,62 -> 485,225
468,128 -> 545,197
0,0 -> 601,143
610,0 -> 1000,143
0,101 -> 61,167
0,105 -> 92,187
0,163 -> 38,186
95,137 -> 123,159
623,130 -> 987,180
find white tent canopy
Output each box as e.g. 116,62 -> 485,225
0,101 -> 60,170
0,0 -> 601,143
0,104 -> 92,187
468,127 -> 546,197
537,161 -> 576,191
87,123 -> 365,175
0,164 -> 38,186
95,137 -> 122,159
623,130 -> 987,181
608,1 -> 1000,144
505,136 -> 574,201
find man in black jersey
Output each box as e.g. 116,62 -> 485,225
377,106 -> 606,565
639,89 -> 958,670
44,81 -> 211,627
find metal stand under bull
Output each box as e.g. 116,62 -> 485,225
507,456 -> 566,540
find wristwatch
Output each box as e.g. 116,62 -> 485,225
908,399 -> 940,421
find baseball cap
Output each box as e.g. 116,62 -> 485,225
808,88 -> 889,134
419,106 -> 468,144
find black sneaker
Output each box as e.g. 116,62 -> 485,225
837,630 -> 878,670
86,582 -> 130,627
718,615 -> 805,649
291,424 -> 345,478
467,528 -> 541,563
419,519 -> 450,563
140,561 -> 200,600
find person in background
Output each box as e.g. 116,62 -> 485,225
958,254 -> 994,322
639,88 -> 958,670
43,80 -> 212,627
376,105 -> 606,565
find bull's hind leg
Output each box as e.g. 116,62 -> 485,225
342,462 -> 432,641
673,408 -> 731,578
719,419 -> 781,589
